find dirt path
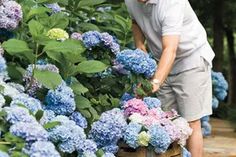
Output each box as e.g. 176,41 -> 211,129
204,118 -> 236,157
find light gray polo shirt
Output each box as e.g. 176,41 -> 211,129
125,0 -> 215,74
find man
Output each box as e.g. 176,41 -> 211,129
125,0 -> 215,156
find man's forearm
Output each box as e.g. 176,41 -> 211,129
132,20 -> 147,52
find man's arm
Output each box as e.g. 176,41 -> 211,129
151,35 -> 180,92
132,20 -> 147,52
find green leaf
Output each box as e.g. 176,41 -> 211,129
44,40 -> 85,63
89,107 -> 99,120
75,95 -> 91,109
0,85 -> 5,94
2,39 -> 34,63
96,149 -> 105,157
35,110 -> 44,121
75,60 -> 108,74
48,13 -> 69,29
11,151 -> 28,157
0,110 -> 7,118
28,20 -> 45,38
0,144 -> 10,152
7,63 -> 25,81
79,23 -> 100,32
26,7 -> 51,20
79,109 -> 91,118
34,69 -> 63,89
43,121 -> 61,129
4,133 -> 24,143
36,0 -> 68,5
71,82 -> 89,95
78,0 -> 106,7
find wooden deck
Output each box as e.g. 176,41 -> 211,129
204,118 -> 236,157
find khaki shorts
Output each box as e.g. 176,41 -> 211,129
157,57 -> 212,122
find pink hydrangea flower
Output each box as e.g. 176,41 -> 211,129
124,98 -> 149,117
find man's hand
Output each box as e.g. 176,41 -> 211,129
151,82 -> 160,93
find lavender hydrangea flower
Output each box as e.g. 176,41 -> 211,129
27,141 -> 60,157
148,124 -> 171,154
115,49 -> 157,78
112,60 -> 131,75
69,112 -> 87,128
89,108 -> 127,152
0,1 -> 23,30
82,31 -> 102,48
44,3 -> 61,13
10,122 -> 49,142
100,32 -> 120,54
71,32 -> 82,40
4,106 -> 36,124
23,63 -> 59,96
123,122 -> 142,149
10,93 -> 42,114
143,97 -> 161,109
45,81 -> 76,115
0,151 -> 9,157
160,119 -> 181,142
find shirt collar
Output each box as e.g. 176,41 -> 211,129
146,0 -> 158,4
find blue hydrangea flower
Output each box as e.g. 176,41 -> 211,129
10,93 -> 42,114
44,3 -> 61,13
143,97 -> 161,109
10,122 -> 49,142
201,121 -> 211,137
89,108 -> 127,152
70,112 -> 87,128
115,49 -> 157,78
182,147 -> 192,157
45,81 -> 76,115
102,144 -> 119,154
120,93 -> 134,109
0,55 -> 9,81
40,110 -> 56,125
82,31 -> 102,48
201,116 -> 210,122
102,152 -> 116,157
212,96 -> 219,109
148,124 -> 171,154
48,115 -> 86,153
4,106 -> 36,124
27,141 -> 60,157
212,71 -> 228,101
79,151 -> 97,157
77,139 -> 98,154
0,151 -> 9,157
123,122 -> 142,149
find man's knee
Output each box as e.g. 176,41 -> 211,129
188,119 -> 201,129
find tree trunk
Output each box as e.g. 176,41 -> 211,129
213,0 -> 224,72
225,27 -> 236,107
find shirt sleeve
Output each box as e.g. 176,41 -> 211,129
160,0 -> 185,36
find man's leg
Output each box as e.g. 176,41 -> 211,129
187,120 -> 203,157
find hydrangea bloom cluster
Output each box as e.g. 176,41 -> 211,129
74,31 -> 120,54
10,93 -> 42,114
89,108 -> 127,154
0,81 -> 23,98
112,60 -> 131,75
27,141 -> 60,157
4,106 -> 36,124
115,49 -> 157,78
0,151 -> 9,157
45,81 -> 76,115
44,3 -> 61,13
10,122 -> 49,142
212,71 -> 228,101
23,63 -> 59,96
69,111 -> 88,128
48,115 -> 89,153
0,55 -> 9,81
148,124 -> 172,153
47,28 -> 69,41
39,110 -> 55,125
122,96 -> 192,153
0,0 -> 23,30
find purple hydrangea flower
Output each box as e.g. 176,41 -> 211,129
71,32 -> 82,40
44,3 -> 61,13
0,1 -> 23,30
